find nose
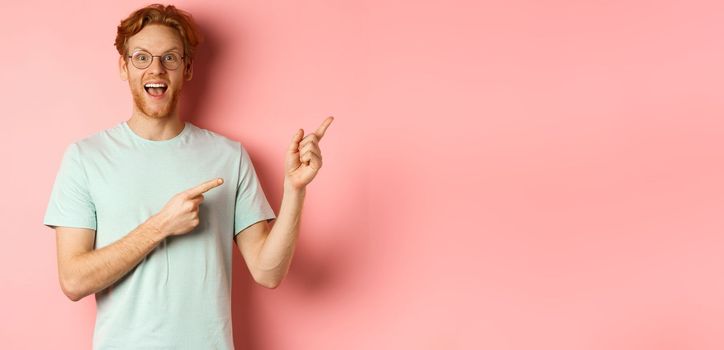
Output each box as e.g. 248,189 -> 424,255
147,56 -> 166,74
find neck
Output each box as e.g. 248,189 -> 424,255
127,114 -> 185,141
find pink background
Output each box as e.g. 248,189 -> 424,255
2,0 -> 724,349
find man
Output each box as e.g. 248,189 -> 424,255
43,4 -> 333,349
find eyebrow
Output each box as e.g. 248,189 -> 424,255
131,46 -> 182,53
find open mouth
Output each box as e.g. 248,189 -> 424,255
144,82 -> 168,97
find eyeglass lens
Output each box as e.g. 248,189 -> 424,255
130,51 -> 182,70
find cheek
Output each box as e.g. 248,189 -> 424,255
127,75 -> 142,87
170,79 -> 184,92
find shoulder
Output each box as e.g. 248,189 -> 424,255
72,122 -> 125,156
188,123 -> 245,155
54,124 -> 118,172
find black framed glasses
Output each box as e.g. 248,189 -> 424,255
127,50 -> 185,70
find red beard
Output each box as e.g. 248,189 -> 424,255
130,83 -> 180,119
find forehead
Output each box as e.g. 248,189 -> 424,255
126,24 -> 183,52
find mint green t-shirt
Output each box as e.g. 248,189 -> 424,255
43,120 -> 276,350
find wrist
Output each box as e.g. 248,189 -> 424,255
283,180 -> 306,197
144,215 -> 169,241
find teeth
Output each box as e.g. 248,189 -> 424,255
144,83 -> 167,88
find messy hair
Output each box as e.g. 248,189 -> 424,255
114,4 -> 203,65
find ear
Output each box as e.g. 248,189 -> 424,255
119,55 -> 129,81
184,61 -> 193,81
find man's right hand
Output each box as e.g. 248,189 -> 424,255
149,178 -> 224,237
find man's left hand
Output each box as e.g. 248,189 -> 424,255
284,116 -> 334,191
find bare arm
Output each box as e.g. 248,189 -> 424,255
235,184 -> 304,289
55,218 -> 165,302
233,117 -> 333,288
56,178 -> 224,301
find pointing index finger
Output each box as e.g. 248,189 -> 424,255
187,178 -> 224,197
314,116 -> 334,140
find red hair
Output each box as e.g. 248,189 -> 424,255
115,4 -> 203,64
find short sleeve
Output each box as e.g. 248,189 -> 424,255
234,144 -> 276,236
43,143 -> 97,230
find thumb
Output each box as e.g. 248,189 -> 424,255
288,128 -> 303,153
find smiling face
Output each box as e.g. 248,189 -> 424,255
119,24 -> 193,120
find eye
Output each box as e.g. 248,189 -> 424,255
163,54 -> 178,62
134,53 -> 150,61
